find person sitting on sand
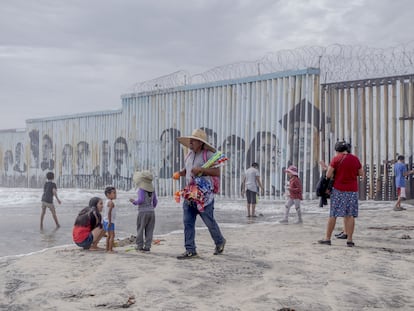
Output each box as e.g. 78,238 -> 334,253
72,197 -> 105,250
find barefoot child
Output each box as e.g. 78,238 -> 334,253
130,171 -> 158,252
40,172 -> 61,230
103,186 -> 117,253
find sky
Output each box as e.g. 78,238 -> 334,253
0,0 -> 413,130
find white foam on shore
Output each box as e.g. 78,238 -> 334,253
0,243 -> 75,262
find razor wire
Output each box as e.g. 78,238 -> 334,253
129,42 -> 414,93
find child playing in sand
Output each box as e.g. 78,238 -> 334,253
280,165 -> 303,224
130,171 -> 158,252
103,186 -> 117,253
40,172 -> 61,230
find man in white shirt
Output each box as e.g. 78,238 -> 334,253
241,162 -> 264,217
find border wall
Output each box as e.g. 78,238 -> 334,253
322,75 -> 414,200
1,47 -> 414,200
0,69 -> 321,199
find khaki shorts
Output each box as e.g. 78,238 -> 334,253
41,202 -> 56,213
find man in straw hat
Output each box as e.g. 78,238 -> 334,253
173,128 -> 226,259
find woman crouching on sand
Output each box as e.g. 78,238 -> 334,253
72,197 -> 106,250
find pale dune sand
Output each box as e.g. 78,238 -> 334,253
1,205 -> 413,311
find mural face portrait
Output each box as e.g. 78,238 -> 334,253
41,135 -> 54,171
4,150 -> 13,176
159,128 -> 181,178
29,129 -> 39,168
257,133 -> 279,170
293,122 -> 314,164
13,143 -> 27,173
281,99 -> 322,192
200,127 -> 217,149
246,131 -> 280,195
76,141 -> 89,174
220,135 -> 245,196
101,140 -> 110,176
221,135 -> 245,178
62,144 -> 73,175
114,137 -> 128,177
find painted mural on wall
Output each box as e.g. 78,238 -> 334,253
62,144 -> 73,175
2,69 -> 412,201
14,143 -> 27,173
4,150 -> 13,177
157,128 -> 183,196
219,135 -> 245,196
101,140 -> 112,185
159,128 -> 182,178
41,134 -> 54,171
59,137 -> 132,189
280,99 -> 322,192
245,132 -> 280,196
1,137 -> 28,187
29,129 -> 39,169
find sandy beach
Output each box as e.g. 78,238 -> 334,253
1,203 -> 413,311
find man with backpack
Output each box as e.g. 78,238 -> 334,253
173,128 -> 226,259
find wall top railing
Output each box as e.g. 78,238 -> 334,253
26,108 -> 123,124
321,73 -> 414,89
122,68 -> 320,99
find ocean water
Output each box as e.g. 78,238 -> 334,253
2,187 -> 393,259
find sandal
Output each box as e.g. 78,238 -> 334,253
318,239 -> 331,245
336,232 -> 348,239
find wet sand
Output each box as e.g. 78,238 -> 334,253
1,204 -> 413,310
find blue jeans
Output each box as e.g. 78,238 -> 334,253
183,199 -> 224,253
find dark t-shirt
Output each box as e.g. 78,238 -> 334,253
41,181 -> 57,203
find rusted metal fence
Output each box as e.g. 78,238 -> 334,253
321,75 -> 414,200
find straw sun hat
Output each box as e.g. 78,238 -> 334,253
133,170 -> 154,192
176,128 -> 216,152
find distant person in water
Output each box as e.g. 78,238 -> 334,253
40,172 -> 61,230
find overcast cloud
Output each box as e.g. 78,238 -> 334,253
0,0 -> 413,129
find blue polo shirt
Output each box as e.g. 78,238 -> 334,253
394,162 -> 407,188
